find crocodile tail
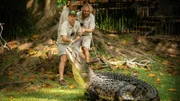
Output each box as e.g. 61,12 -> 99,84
100,72 -> 159,101
132,84 -> 159,101
116,83 -> 159,101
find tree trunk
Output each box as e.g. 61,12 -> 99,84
44,0 -> 53,17
34,0 -> 60,30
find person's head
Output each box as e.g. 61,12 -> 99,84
81,3 -> 93,17
69,0 -> 78,10
68,10 -> 77,25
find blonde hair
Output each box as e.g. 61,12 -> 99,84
81,3 -> 93,13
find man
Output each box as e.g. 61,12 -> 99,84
57,10 -> 82,86
77,3 -> 95,63
58,0 -> 78,32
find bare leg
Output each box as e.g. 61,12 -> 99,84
59,54 -> 67,80
82,47 -> 90,63
79,51 -> 85,60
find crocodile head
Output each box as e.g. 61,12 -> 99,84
66,46 -> 93,90
66,46 -> 88,72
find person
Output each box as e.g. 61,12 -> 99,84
57,10 -> 82,86
77,3 -> 95,63
58,0 -> 78,32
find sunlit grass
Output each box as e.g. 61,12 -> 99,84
108,59 -> 180,101
0,36 -> 180,101
0,79 -> 85,101
0,57 -> 179,101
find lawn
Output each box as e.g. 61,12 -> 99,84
0,56 -> 179,101
0,32 -> 179,101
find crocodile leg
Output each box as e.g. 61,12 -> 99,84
86,85 -> 100,101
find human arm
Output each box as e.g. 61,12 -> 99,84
57,14 -> 64,35
81,28 -> 94,33
81,14 -> 95,33
75,32 -> 82,40
58,9 -> 69,34
61,35 -> 73,43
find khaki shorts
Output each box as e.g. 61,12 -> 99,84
81,36 -> 92,50
57,43 -> 80,56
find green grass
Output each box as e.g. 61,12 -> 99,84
0,87 -> 84,101
110,60 -> 180,101
0,58 -> 180,101
0,75 -> 86,101
0,36 -> 180,101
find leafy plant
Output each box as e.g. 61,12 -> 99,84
57,0 -> 68,8
96,9 -> 135,33
34,0 -> 39,5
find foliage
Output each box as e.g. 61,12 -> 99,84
32,0 -> 68,8
96,9 -> 135,33
57,0 -> 68,8
0,0 -> 35,40
33,0 -> 39,5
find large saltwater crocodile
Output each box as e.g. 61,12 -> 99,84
65,46 -> 160,101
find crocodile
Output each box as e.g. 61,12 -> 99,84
65,46 -> 160,101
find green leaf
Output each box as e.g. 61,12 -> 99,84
34,0 -> 39,5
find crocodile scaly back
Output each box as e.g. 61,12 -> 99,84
88,72 -> 159,101
65,46 -> 159,101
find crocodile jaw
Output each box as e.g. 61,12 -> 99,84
66,46 -> 89,72
66,46 -> 93,90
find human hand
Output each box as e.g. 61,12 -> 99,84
70,39 -> 73,43
81,27 -> 85,33
75,35 -> 81,40
69,39 -> 76,46
71,39 -> 77,43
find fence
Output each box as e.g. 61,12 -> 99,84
90,0 -> 180,35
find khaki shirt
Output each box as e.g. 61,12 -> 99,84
77,12 -> 95,36
57,20 -> 81,44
